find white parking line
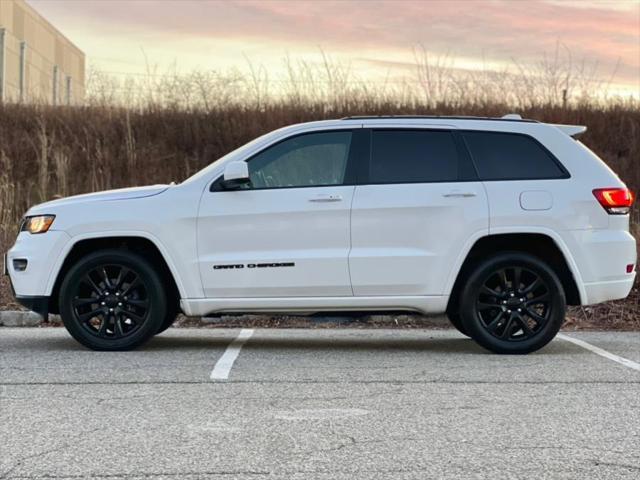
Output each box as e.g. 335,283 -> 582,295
557,333 -> 640,372
210,329 -> 255,381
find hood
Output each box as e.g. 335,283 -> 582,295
29,185 -> 171,212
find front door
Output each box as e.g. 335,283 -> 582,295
197,129 -> 358,298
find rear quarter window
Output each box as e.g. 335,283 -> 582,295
462,131 -> 568,180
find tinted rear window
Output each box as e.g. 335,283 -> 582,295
462,131 -> 566,180
370,130 -> 459,183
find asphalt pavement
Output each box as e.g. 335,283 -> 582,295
1,327 -> 639,479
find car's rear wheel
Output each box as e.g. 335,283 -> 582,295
459,252 -> 565,354
59,250 -> 166,351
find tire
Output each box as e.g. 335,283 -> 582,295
447,311 -> 470,337
459,252 -> 565,354
59,249 -> 167,351
156,302 -> 179,335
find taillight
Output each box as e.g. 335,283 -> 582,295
592,188 -> 635,214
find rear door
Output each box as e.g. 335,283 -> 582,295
349,126 -> 489,296
197,129 -> 360,298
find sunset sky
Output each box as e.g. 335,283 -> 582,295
28,0 -> 640,96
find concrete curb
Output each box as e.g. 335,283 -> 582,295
0,310 -> 49,327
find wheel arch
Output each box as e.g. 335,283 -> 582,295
47,233 -> 184,315
446,231 -> 583,315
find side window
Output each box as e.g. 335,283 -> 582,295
247,131 -> 352,189
370,130 -> 459,184
462,131 -> 566,180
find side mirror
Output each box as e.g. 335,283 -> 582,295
220,162 -> 250,190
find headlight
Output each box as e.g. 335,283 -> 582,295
21,215 -> 56,234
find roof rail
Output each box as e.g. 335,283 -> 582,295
340,115 -> 538,123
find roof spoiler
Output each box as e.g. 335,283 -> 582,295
552,124 -> 587,138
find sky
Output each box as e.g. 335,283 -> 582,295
27,0 -> 640,97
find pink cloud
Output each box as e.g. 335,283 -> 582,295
27,0 -> 640,85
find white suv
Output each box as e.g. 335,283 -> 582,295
5,115 -> 636,353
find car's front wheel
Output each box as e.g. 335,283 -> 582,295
59,249 -> 166,351
446,311 -> 469,337
156,302 -> 179,335
459,252 -> 565,354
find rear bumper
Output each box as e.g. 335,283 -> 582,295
564,228 -> 637,305
583,275 -> 636,306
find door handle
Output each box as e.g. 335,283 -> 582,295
443,191 -> 477,198
308,194 -> 343,203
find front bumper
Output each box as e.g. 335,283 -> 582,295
6,230 -> 70,296
5,230 -> 70,318
4,253 -> 50,318
4,252 -> 50,318
16,295 -> 50,318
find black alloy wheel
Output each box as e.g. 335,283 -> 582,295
72,264 -> 150,339
59,250 -> 166,351
475,266 -> 551,341
459,252 -> 565,354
